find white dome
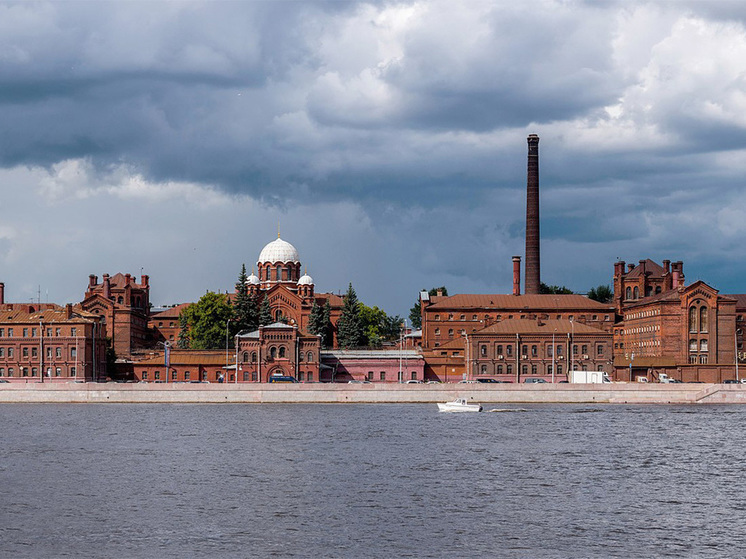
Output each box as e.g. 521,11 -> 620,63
298,273 -> 314,286
258,237 -> 300,264
246,272 -> 260,285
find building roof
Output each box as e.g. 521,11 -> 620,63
624,259 -> 666,279
258,236 -> 300,264
150,303 -> 192,319
426,293 -> 613,311
475,318 -> 608,336
323,349 -> 423,359
134,350 -> 232,366
0,304 -> 98,324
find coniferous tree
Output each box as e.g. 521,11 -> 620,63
259,297 -> 273,326
336,283 -> 365,348
176,312 -> 191,349
309,301 -> 325,336
322,300 -> 332,347
233,264 -> 259,333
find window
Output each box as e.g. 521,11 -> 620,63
185,371 -> 191,380
448,329 -> 454,338
7,368 -> 13,377
32,367 -> 37,377
411,371 -> 417,380
497,345 -> 503,355
507,365 -> 512,375
56,347 -> 62,358
171,370 -> 177,380
8,328 -> 13,337
522,365 -> 528,374
270,347 -> 277,359
700,307 -> 708,333
307,352 -> 313,362
522,345 -> 528,355
307,372 -> 313,382
70,367 -> 76,377
22,347 -> 28,358
298,371 -> 305,382
0,368 -> 4,376
557,345 -> 562,356
480,364 -> 487,374
581,345 -> 588,355
699,355 -> 708,364
55,328 -> 61,337
497,365 -> 503,374
243,371 -> 249,381
70,347 -> 76,358
0,348 -> 3,357
32,347 -> 37,358
700,339 -> 708,352
435,328 -> 441,336
435,315 -> 440,321
279,346 -> 286,358
689,307 -> 697,333
625,287 -> 631,299
506,345 -> 512,356
448,314 -> 453,321
252,352 -> 257,362
573,345 -> 578,355
597,345 -> 604,356
23,328 -> 28,337
460,314 -> 465,320
55,367 -> 61,377
531,364 -> 537,374
689,339 -> 697,352
633,287 -> 639,299
544,345 -> 550,357
367,371 -> 374,381
299,352 -> 304,362
242,351 -> 249,362
154,371 -> 160,380
0,328 -> 4,337
547,364 -> 553,375
557,365 -> 563,375
22,367 -> 28,377
480,345 -> 487,357
8,348 -> 13,358
380,371 -> 386,381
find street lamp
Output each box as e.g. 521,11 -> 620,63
736,329 -> 741,382
552,328 -> 556,384
226,318 -> 233,382
629,352 -> 635,382
570,317 -> 575,373
462,332 -> 470,381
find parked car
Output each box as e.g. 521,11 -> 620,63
523,378 -> 547,383
476,378 -> 499,383
268,375 -> 299,383
348,380 -> 371,384
405,379 -> 423,384
723,379 -> 740,384
0,379 -> 9,383
457,380 -> 478,384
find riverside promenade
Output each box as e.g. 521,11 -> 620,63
2,382 -> 746,404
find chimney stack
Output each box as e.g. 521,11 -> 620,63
0,282 -> 4,305
525,134 -> 541,294
512,256 -> 521,295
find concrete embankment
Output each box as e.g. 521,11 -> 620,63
2,382 -> 746,404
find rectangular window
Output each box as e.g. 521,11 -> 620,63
0,328 -> 4,337
307,372 -> 313,382
545,345 -> 551,357
56,347 -> 62,358
22,347 -> 28,358
380,371 -> 386,381
185,371 -> 191,380
243,371 -> 249,381
497,365 -> 503,374
367,371 -> 374,381
22,367 -> 28,377
55,328 -> 61,337
32,347 -> 37,358
70,347 -> 76,358
46,347 -> 52,359
71,328 -> 77,336
154,371 -> 161,380
8,348 -> 13,358
32,328 -> 37,337
8,368 -> 13,377
8,328 -> 13,337
171,370 -> 177,380
70,367 -> 76,377
557,345 -> 562,356
31,367 -> 37,377
507,365 -> 512,375
532,364 -> 537,374
0,348 -> 4,357
55,368 -> 61,377
142,371 -> 149,380
23,328 -> 29,337
522,345 -> 528,355
46,328 -> 52,337
411,371 -> 417,380
557,364 -> 563,375
522,365 -> 528,374
597,345 -> 604,356
0,368 -> 4,376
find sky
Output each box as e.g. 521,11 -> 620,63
2,0 -> 746,318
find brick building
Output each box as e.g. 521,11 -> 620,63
612,259 -> 746,382
149,303 -> 191,346
134,349 -> 230,383
80,273 -> 151,359
235,322 -> 321,382
0,284 -> 107,382
321,349 -> 424,383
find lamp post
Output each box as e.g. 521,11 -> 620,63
629,352 -> 635,382
736,329 -> 741,382
462,332 -> 470,381
570,318 -> 575,374
552,329 -> 556,383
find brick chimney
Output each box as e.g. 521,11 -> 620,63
512,256 -> 521,295
66,303 -> 73,319
525,134 -> 541,294
103,274 -> 111,299
0,282 -> 4,305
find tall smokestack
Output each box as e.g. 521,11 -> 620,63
525,134 -> 541,294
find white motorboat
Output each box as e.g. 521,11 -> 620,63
437,398 -> 482,412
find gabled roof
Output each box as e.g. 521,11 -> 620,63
426,293 -> 613,311
150,303 -> 192,319
624,259 -> 666,279
0,305 -> 98,324
134,350 -> 232,366
727,294 -> 746,310
475,318 -> 607,336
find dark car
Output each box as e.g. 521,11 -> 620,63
476,378 -> 499,383
523,378 -> 547,383
723,379 -> 740,384
268,375 -> 299,383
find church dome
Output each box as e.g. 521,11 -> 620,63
258,236 -> 300,264
298,273 -> 314,286
246,272 -> 260,285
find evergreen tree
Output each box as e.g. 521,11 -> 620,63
309,301 -> 326,336
409,286 -> 448,330
176,311 -> 191,349
233,264 -> 259,333
540,282 -> 574,294
322,300 -> 332,347
336,283 -> 365,349
259,297 -> 273,326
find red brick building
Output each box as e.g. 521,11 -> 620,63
80,273 -> 151,359
150,303 -> 191,346
134,350 -> 230,383
612,259 -> 745,382
0,286 -> 107,382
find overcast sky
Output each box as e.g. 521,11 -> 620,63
2,0 -> 746,317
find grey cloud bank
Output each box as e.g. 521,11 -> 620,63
2,0 -> 746,316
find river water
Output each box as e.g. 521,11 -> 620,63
1,403 -> 745,558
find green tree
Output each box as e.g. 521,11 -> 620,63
259,297 -> 273,326
588,284 -> 613,303
233,264 -> 259,333
176,311 -> 191,349
360,304 -> 404,347
540,282 -> 574,294
309,300 -> 327,338
337,283 -> 365,349
409,286 -> 448,329
321,300 -> 332,347
179,292 -> 234,350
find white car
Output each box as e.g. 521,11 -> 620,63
405,379 -> 423,384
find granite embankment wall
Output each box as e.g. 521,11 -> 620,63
2,383 -> 746,404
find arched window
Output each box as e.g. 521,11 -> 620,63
700,307 -> 708,333
435,328 -> 440,336
655,286 -> 661,294
626,287 -> 631,299
270,347 -> 277,359
275,309 -> 283,322
448,329 -> 454,337
700,339 -> 708,352
287,266 -> 292,280
279,346 -> 286,358
299,352 -> 304,362
117,296 -> 124,304
242,351 -> 249,362
307,351 -> 313,362
251,352 -> 257,362
276,265 -> 282,280
633,287 -> 639,299
480,345 -> 487,356
689,307 -> 697,333
480,364 -> 487,374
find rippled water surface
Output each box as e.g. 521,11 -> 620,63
2,403 -> 746,558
